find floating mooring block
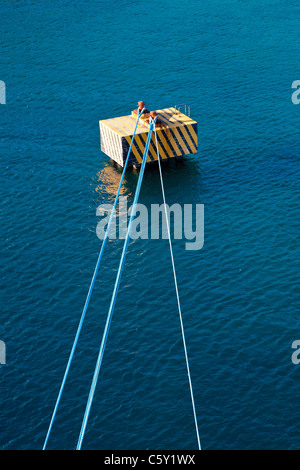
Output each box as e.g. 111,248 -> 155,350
99,107 -> 198,167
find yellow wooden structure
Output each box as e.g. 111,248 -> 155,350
99,107 -> 198,167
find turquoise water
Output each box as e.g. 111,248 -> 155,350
1,0 -> 299,450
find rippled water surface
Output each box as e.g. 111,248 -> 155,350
1,0 -> 299,450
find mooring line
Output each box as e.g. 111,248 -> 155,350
153,121 -> 201,450
42,108 -> 145,450
76,119 -> 155,450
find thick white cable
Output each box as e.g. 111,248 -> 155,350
153,121 -> 201,450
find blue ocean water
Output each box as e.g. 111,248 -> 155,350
0,0 -> 299,450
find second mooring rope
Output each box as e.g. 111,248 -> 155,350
76,119 -> 156,450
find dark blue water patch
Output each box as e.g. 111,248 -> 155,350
1,0 -> 299,450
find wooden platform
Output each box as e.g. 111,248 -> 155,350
99,107 -> 198,167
